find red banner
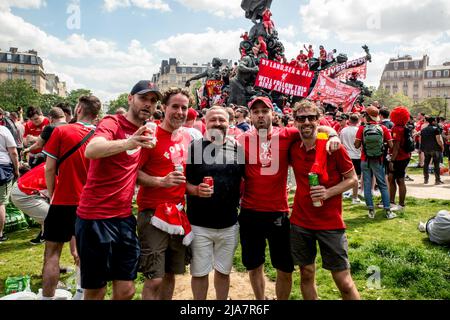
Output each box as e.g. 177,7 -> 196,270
307,74 -> 361,112
205,80 -> 224,97
320,56 -> 368,79
255,58 -> 314,97
334,62 -> 367,81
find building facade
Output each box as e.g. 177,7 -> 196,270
0,47 -> 67,97
379,55 -> 450,104
152,58 -> 232,92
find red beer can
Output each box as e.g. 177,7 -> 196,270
203,177 -> 214,188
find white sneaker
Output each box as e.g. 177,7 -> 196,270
391,205 -> 405,211
368,209 -> 375,219
352,198 -> 363,205
385,210 -> 397,219
418,221 -> 426,232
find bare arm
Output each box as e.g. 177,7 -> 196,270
7,147 -> 20,178
436,134 -> 444,151
186,182 -> 212,198
25,136 -> 45,153
390,140 -> 400,161
85,126 -> 151,160
45,156 -> 57,200
137,170 -> 186,188
354,139 -> 361,149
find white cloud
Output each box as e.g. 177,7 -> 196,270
278,25 -> 297,40
154,27 -> 243,64
175,0 -> 242,18
0,0 -> 46,10
299,0 -> 450,45
103,0 -> 170,12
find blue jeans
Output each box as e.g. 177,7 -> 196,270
361,160 -> 390,210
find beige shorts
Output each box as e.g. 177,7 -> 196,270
137,210 -> 189,280
0,180 -> 13,205
10,183 -> 49,225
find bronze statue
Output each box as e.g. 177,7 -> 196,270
229,53 -> 259,106
185,57 -> 223,87
241,0 -> 272,24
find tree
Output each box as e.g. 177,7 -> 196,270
390,92 -> 413,109
365,88 -> 413,109
66,89 -> 92,109
411,98 -> 447,117
0,79 -> 40,112
38,93 -> 67,114
107,93 -> 129,114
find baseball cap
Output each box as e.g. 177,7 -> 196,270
187,108 -> 198,121
366,105 -> 380,122
130,80 -> 162,100
248,96 -> 273,110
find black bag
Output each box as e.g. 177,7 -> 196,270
0,163 -> 14,185
403,125 -> 415,153
3,116 -> 20,146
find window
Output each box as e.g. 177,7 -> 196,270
169,75 -> 176,83
414,60 -> 420,68
414,70 -> 419,77
394,72 -> 398,79
32,75 -> 36,81
6,53 -> 12,61
404,71 -> 408,77
19,55 -> 25,63
385,72 -> 390,79
30,56 -> 37,64
394,62 -> 398,70
444,70 -> 449,77
7,64 -> 12,73
19,65 -> 24,73
403,81 -> 408,87
428,81 -> 432,87
428,91 -> 432,97
191,68 -> 197,73
182,77 -> 186,82
393,82 -> 398,88
427,71 -> 433,78
404,61 -> 409,69
436,71 -> 442,78
181,68 -> 186,74
437,81 -> 441,87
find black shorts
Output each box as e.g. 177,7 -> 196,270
75,215 -> 140,290
238,209 -> 294,273
351,159 -> 361,176
444,144 -> 450,158
290,225 -> 350,271
43,205 -> 77,243
389,158 -> 410,179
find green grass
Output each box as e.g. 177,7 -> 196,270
1,196 -> 449,300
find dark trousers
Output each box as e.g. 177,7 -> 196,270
423,151 -> 441,182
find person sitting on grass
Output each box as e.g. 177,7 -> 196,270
418,210 -> 450,245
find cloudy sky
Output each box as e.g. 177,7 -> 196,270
1,0 -> 450,103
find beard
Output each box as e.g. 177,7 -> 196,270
168,114 -> 186,129
299,124 -> 316,140
253,118 -> 271,130
207,127 -> 227,143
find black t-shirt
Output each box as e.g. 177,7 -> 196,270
40,122 -> 67,142
420,125 -> 441,152
186,138 -> 245,229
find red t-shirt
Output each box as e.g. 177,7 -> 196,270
137,126 -> 192,212
290,143 -> 354,230
43,122 -> 95,205
351,104 -> 365,114
443,123 -> 450,145
391,125 -> 411,160
355,123 -> 392,161
320,48 -> 327,60
238,127 -> 300,213
17,163 -> 47,195
297,53 -> 308,62
319,117 -> 331,127
415,120 -> 424,142
308,49 -> 314,59
77,115 -> 142,220
23,117 -> 50,154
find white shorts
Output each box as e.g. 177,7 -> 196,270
190,224 -> 239,277
10,183 -> 49,225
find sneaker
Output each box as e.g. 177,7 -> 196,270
385,210 -> 397,219
377,203 -> 384,208
405,175 -> 414,182
0,234 -> 8,242
435,180 -> 445,185
343,191 -> 352,199
368,209 -> 375,219
424,179 -> 429,185
30,232 -> 45,245
390,204 -> 404,211
352,198 -> 363,205
418,221 -> 426,232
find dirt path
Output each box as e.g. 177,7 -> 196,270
173,268 -> 276,300
404,173 -> 450,200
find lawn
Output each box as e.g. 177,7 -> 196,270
1,195 -> 449,300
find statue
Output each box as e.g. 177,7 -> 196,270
241,0 -> 273,24
229,54 -> 259,106
185,57 -> 223,87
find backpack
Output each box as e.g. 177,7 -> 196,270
402,125 -> 415,153
2,116 -> 20,146
362,124 -> 384,158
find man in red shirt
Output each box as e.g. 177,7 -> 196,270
136,87 -> 192,300
443,120 -> 450,173
289,100 -> 360,300
237,96 -> 340,300
415,112 -> 426,167
355,106 -> 394,219
41,95 -> 101,300
319,45 -> 327,68
23,106 -> 50,168
304,44 -> 314,61
297,50 -> 308,63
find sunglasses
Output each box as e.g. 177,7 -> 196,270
295,115 -> 319,123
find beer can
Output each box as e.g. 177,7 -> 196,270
174,164 -> 184,174
203,176 -> 214,188
308,173 -> 323,207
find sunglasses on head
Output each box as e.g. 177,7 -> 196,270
295,115 -> 318,123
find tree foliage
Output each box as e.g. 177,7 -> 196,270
66,89 -> 92,109
38,93 -> 66,114
0,80 -> 40,112
107,93 -> 129,114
